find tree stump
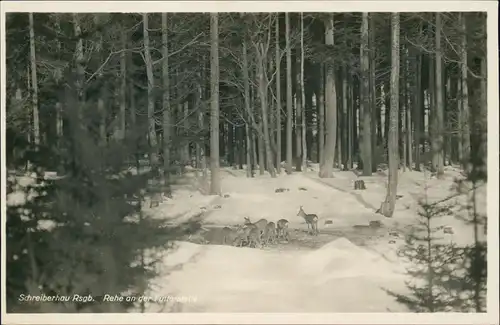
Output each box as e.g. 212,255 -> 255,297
354,180 -> 366,190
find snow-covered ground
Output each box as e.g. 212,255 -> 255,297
131,164 -> 486,313
5,165 -> 487,313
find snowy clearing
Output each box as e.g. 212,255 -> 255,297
129,165 -> 486,313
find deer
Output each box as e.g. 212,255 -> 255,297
234,224 -> 261,248
244,217 -> 268,241
221,226 -> 238,246
262,222 -> 277,245
276,219 -> 290,241
297,206 -> 319,236
246,227 -> 262,248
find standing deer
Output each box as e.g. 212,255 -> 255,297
262,222 -> 277,245
244,217 -> 268,241
276,219 -> 290,241
221,226 -> 238,246
297,206 -> 319,235
234,224 -> 261,248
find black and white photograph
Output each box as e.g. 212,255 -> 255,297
1,1 -> 498,323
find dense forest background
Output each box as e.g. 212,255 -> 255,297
4,12 -> 488,313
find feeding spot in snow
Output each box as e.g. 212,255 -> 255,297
213,205 -> 222,209
324,220 -> 333,225
223,194 -> 230,198
298,187 -> 307,191
389,240 -> 396,244
274,188 -> 289,193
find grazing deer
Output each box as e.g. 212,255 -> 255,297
297,206 -> 319,236
276,219 -> 290,241
221,227 -> 238,246
244,217 -> 268,240
234,224 -> 260,247
247,227 -> 262,248
262,222 -> 277,245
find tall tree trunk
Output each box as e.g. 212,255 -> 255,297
119,28 -> 127,140
401,45 -> 407,171
275,15 -> 282,174
360,12 -> 372,176
257,44 -> 276,177
479,52 -> 487,170
197,70 -> 208,183
406,49 -> 413,171
28,13 -> 40,146
142,13 -> 159,171
378,13 -> 400,218
414,50 -> 422,171
318,64 -> 325,167
73,14 -> 85,122
161,13 -> 172,185
95,15 -> 107,146
295,53 -> 303,172
434,13 -> 445,177
342,66 -> 348,170
300,13 -> 307,172
285,13 -> 293,174
209,13 -> 221,195
429,55 -> 436,170
242,40 -> 253,178
347,71 -> 353,169
369,13 -> 377,172
319,14 -> 337,178
460,13 -> 471,169
54,15 -> 63,141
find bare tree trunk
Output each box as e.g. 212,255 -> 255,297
162,13 -> 172,187
318,64 -> 325,167
28,13 -> 40,146
143,13 -> 159,170
242,40 -> 253,178
119,28 -> 127,140
209,13 -> 221,195
406,50 -> 413,171
429,54 -> 436,170
460,13 -> 471,169
347,71 -> 353,169
73,14 -> 85,122
414,49 -> 422,171
479,52 -> 487,169
95,15 -> 107,146
434,13 -> 445,178
300,13 -> 307,172
378,13 -> 400,218
319,14 -> 337,178
257,43 -> 276,177
275,15 -> 282,174
54,15 -> 63,140
360,12 -> 372,176
197,74 -> 208,184
401,46 -> 407,172
342,67 -> 348,170
369,13 -> 377,172
285,13 -> 293,174
295,54 -> 303,172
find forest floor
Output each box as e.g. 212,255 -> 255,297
133,163 -> 487,313
6,164 -> 487,313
